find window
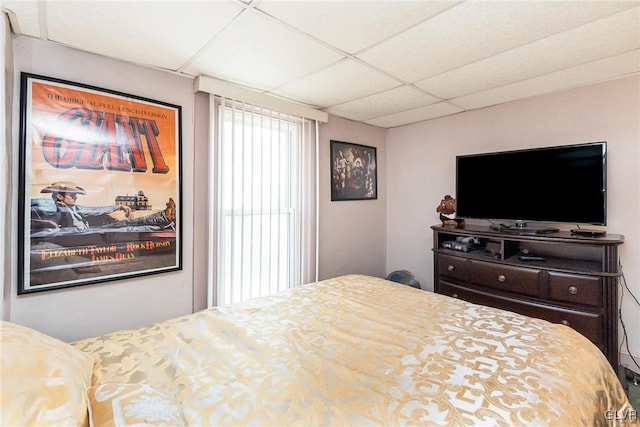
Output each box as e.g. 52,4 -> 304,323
211,97 -> 317,306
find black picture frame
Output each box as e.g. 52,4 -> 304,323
18,73 -> 182,294
330,140 -> 377,201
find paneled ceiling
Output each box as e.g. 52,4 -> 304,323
3,0 -> 639,128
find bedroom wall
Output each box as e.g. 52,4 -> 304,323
4,36 -> 387,338
6,36 -> 197,341
318,115 -> 387,280
386,75 -> 640,362
191,101 -> 388,309
1,14 -> 11,321
192,92 -> 210,312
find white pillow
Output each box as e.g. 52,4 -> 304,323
0,321 -> 94,427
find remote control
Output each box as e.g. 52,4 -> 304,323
518,255 -> 546,261
570,229 -> 606,237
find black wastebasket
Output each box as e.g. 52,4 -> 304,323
385,270 -> 421,289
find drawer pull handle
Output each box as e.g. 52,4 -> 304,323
497,274 -> 506,283
451,293 -> 459,298
447,265 -> 455,272
568,286 -> 578,295
561,320 -> 570,326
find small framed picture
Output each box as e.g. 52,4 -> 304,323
330,140 -> 377,201
18,73 -> 182,294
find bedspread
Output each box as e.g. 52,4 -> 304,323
73,274 -> 637,426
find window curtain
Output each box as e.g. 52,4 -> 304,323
208,95 -> 318,307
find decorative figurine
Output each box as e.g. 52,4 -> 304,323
436,194 -> 465,228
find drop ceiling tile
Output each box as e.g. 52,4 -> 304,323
2,0 -> 40,37
272,59 -> 399,108
453,50 -> 640,111
365,102 -> 463,128
256,0 -> 457,54
417,6 -> 640,99
358,1 -> 639,83
183,10 -> 344,90
325,85 -> 441,122
45,1 -> 243,71
6,0 -> 639,128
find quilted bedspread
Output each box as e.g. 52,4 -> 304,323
73,274 -> 636,426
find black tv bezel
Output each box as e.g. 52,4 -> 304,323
455,141 -> 607,226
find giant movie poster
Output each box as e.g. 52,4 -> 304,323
18,73 -> 182,294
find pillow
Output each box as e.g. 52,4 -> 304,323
0,320 -> 94,427
87,383 -> 186,427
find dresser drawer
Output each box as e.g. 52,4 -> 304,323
549,272 -> 602,307
437,254 -> 468,282
470,260 -> 540,297
438,281 -> 603,349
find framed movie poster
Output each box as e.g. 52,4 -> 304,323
18,73 -> 182,294
330,140 -> 377,201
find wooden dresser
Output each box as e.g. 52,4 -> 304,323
431,224 -> 624,368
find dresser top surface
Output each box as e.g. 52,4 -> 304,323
432,224 -> 624,245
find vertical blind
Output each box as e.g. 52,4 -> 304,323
210,96 -> 317,306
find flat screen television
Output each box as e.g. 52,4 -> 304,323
455,142 -> 606,230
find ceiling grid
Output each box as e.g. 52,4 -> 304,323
2,0 -> 638,128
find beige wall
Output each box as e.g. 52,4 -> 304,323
7,36 -> 197,341
386,75 -> 640,360
192,92 -> 210,312
191,101 -> 391,310
1,14 -> 11,320
4,36 -> 388,340
318,115 -> 387,280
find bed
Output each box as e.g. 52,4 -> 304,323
1,274 -> 637,426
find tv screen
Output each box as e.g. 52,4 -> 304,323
456,142 -> 606,226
